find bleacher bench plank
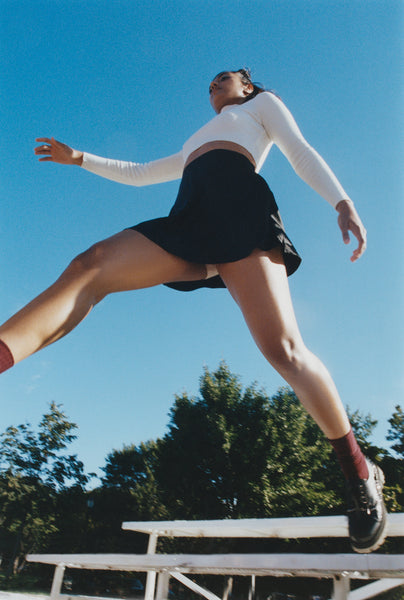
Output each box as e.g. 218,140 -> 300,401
122,513 -> 404,538
27,553 -> 404,579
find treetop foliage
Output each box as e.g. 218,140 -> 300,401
387,405 -> 404,457
0,402 -> 89,491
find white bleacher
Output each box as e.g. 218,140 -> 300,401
26,514 -> 404,600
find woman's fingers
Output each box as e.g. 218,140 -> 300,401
35,137 -> 56,152
337,201 -> 367,262
34,137 -> 77,164
350,219 -> 367,262
35,145 -> 52,156
35,137 -> 56,158
348,225 -> 366,262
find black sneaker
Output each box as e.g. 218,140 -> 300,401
346,458 -> 387,553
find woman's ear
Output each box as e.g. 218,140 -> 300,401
243,84 -> 254,96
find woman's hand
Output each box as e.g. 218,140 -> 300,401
35,137 -> 83,166
336,199 -> 367,262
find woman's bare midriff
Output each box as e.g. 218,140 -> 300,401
184,141 -> 256,169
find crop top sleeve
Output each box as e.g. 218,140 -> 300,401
81,151 -> 184,186
251,92 -> 351,208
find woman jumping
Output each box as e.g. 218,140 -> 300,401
0,68 -> 386,552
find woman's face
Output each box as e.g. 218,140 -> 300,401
209,72 -> 253,113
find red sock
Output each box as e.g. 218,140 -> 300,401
0,339 -> 14,373
329,428 -> 369,480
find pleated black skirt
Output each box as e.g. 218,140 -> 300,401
130,149 -> 301,291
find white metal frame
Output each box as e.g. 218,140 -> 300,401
26,513 -> 404,600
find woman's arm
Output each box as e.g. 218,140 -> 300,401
256,93 -> 351,208
255,93 -> 367,261
35,138 -> 184,186
81,151 -> 184,186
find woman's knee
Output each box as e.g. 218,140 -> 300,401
58,243 -> 111,304
66,242 -> 109,276
260,335 -> 308,376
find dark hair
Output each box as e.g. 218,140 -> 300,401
233,67 -> 266,101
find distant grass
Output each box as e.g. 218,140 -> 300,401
0,573 -> 49,594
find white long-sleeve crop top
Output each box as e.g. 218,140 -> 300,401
81,92 -> 350,209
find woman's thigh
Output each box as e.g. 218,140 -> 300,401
216,247 -> 304,364
74,229 -> 209,295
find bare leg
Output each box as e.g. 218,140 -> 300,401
217,247 -> 351,440
218,247 -> 389,554
0,230 -> 208,365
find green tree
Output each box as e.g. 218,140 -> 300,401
101,440 -> 167,520
387,405 -> 404,457
82,441 -> 168,554
155,363 -> 342,520
0,402 -> 90,575
380,405 -> 404,514
262,387 -> 342,517
102,441 -> 166,512
102,441 -> 159,490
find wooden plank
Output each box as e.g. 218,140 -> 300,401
121,513 -> 404,539
26,553 -> 404,579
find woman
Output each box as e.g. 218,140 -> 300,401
0,69 -> 386,552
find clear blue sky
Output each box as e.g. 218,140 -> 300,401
1,0 -> 403,479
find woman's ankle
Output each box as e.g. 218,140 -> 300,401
329,428 -> 369,480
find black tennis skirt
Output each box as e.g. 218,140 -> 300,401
130,149 -> 301,291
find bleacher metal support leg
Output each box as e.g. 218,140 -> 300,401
222,576 -> 233,600
170,571 -> 221,600
332,574 -> 350,600
50,564 -> 65,600
156,571 -> 170,600
248,574 -> 256,600
349,578 -> 404,600
144,532 -> 158,600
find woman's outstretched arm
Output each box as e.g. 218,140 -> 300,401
34,137 -> 184,186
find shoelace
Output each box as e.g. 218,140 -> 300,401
347,476 -> 375,514
355,481 -> 372,513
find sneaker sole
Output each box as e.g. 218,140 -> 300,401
351,465 -> 388,554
